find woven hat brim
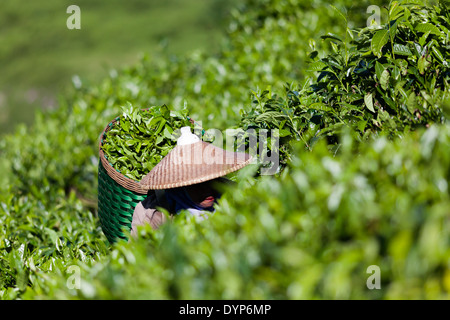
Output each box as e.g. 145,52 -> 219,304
139,141 -> 253,190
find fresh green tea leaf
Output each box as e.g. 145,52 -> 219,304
308,61 -> 328,72
372,29 -> 390,58
380,69 -> 390,91
320,33 -> 343,43
375,61 -> 386,82
364,93 -> 375,113
393,43 -> 412,56
406,91 -> 417,113
416,23 -> 442,36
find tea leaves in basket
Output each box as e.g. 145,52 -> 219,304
101,103 -> 192,181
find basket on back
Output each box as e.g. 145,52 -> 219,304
98,116 -> 147,243
97,107 -> 195,243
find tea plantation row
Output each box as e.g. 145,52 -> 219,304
0,0 -> 448,299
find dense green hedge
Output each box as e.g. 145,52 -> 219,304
3,124 -> 449,299
0,0 -> 368,201
236,0 -> 449,168
0,0 -> 449,299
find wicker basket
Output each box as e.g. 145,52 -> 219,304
97,116 -> 147,243
98,112 -> 198,243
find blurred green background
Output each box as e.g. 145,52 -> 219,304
0,0 -> 236,134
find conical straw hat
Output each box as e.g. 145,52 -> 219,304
139,127 -> 253,190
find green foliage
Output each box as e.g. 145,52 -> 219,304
7,124 -> 449,300
0,0 -> 367,197
0,189 -> 107,299
101,104 -> 192,181
0,0 -> 449,300
235,0 -> 449,167
301,0 -> 449,139
236,85 -> 311,170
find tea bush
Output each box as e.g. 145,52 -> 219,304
0,0 -> 449,300
5,124 -> 449,300
0,0 -> 366,203
237,0 -> 450,167
303,0 -> 449,138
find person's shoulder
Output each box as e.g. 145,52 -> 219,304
133,202 -> 157,218
142,208 -> 166,229
133,201 -> 167,229
131,203 -> 168,238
